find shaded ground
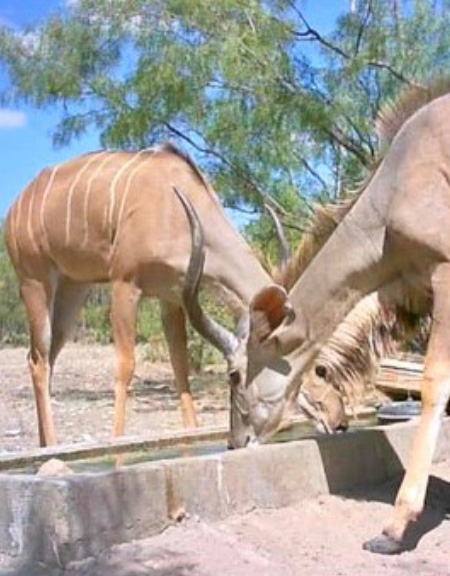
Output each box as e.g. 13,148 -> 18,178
0,344 -> 229,451
2,460 -> 449,576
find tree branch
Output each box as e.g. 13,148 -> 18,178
288,1 -> 420,88
324,124 -> 370,166
364,60 -> 424,87
354,0 -> 373,56
163,122 -> 269,203
296,154 -> 328,190
288,2 -> 350,59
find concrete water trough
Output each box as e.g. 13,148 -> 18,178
0,409 -> 449,568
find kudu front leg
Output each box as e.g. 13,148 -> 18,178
160,301 -> 198,427
112,281 -> 141,437
365,264 -> 450,554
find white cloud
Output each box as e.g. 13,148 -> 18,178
0,109 -> 27,129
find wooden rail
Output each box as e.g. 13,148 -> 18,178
376,357 -> 424,400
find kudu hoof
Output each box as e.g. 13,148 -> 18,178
363,533 -> 403,555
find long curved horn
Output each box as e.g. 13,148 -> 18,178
173,186 -> 238,358
265,203 -> 291,267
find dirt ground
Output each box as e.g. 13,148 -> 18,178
1,459 -> 449,576
1,344 -> 449,576
0,344 -> 230,452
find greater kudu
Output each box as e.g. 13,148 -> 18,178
6,142 -> 351,450
5,143 -> 272,446
267,202 -> 401,423
232,79 -> 450,554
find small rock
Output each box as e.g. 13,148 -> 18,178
169,506 -> 186,523
4,429 -> 21,438
36,458 -> 74,477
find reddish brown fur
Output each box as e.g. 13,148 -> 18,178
6,144 -> 270,445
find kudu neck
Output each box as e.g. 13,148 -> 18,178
205,217 -> 272,307
277,192 -> 392,357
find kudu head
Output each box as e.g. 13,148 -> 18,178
298,361 -> 349,433
226,205 -> 347,447
228,284 -> 348,447
175,188 -> 347,448
173,186 -> 253,446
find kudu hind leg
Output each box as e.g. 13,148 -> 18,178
111,281 -> 141,437
161,302 -> 198,427
20,278 -> 57,446
365,263 -> 450,554
48,279 -> 90,397
50,279 -> 90,369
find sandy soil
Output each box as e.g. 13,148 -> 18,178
0,345 -> 450,576
0,344 -> 230,452
2,460 -> 449,576
0,344 -> 449,575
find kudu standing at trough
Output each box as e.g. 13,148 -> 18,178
5,143 -> 274,446
6,142 -> 352,449
267,202 -> 401,419
231,79 -> 450,554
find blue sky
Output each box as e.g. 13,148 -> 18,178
0,0 -> 346,221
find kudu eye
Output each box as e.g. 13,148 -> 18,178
229,369 -> 241,386
315,365 -> 327,380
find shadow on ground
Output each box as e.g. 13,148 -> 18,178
345,472 -> 450,552
316,427 -> 450,552
1,558 -> 197,576
50,372 -> 227,407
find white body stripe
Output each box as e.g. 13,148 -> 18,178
14,191 -> 25,255
39,167 -> 59,248
112,154 -> 151,254
27,179 -> 39,253
65,152 -> 106,246
107,151 -> 149,240
82,153 -> 116,248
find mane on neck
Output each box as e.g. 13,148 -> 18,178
376,77 -> 450,149
274,198 -> 356,290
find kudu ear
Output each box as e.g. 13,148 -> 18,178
249,285 -> 294,343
